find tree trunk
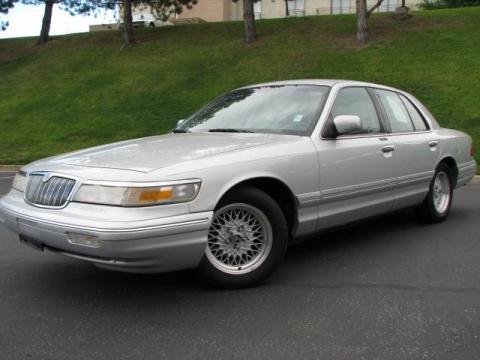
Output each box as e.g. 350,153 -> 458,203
285,0 -> 289,16
37,0 -> 54,45
356,0 -> 368,44
122,0 -> 135,48
243,0 -> 257,44
401,0 -> 405,6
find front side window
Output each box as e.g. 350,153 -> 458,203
330,87 -> 382,134
177,85 -> 330,136
375,89 -> 415,133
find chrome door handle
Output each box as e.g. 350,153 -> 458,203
381,145 -> 396,153
429,141 -> 439,147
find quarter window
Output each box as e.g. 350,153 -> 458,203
399,94 -> 428,131
330,87 -> 381,134
375,89 -> 415,133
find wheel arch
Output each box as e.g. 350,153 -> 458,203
437,156 -> 459,187
215,177 -> 298,239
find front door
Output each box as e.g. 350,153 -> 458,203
314,86 -> 397,230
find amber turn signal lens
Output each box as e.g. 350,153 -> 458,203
138,188 -> 173,202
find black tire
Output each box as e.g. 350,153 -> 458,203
197,187 -> 288,289
415,163 -> 454,223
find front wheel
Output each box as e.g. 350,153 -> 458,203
415,163 -> 453,223
197,187 -> 288,288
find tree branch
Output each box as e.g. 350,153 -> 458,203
366,0 -> 384,18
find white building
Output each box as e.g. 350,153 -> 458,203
131,0 -> 421,24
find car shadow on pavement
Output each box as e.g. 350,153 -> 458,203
15,210 -> 419,287
11,205 -> 475,310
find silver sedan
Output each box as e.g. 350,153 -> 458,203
0,80 -> 476,288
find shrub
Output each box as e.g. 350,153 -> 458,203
421,0 -> 480,9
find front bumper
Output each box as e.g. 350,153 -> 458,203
0,190 -> 213,273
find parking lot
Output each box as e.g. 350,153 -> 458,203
1,172 -> 479,359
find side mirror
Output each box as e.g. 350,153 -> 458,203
333,115 -> 361,135
176,119 -> 185,127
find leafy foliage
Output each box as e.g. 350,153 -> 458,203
20,0 -> 114,16
0,0 -> 18,30
421,0 -> 480,9
147,0 -> 198,21
119,0 -> 199,22
20,0 -> 115,45
119,0 -> 198,48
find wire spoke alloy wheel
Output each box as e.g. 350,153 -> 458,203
206,203 -> 273,275
432,171 -> 451,214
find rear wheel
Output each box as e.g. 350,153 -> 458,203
198,187 -> 288,288
415,163 -> 453,223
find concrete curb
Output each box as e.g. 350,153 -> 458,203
0,165 -> 22,172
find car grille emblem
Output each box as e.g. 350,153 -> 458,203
25,173 -> 77,208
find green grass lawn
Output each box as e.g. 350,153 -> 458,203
0,7 -> 479,168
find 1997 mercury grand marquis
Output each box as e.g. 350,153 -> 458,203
0,80 -> 476,288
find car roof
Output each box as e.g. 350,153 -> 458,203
239,79 -> 402,92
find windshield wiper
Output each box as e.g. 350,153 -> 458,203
172,128 -> 190,133
208,128 -> 254,133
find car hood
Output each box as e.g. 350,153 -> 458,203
31,132 -> 301,174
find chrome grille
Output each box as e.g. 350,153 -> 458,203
25,174 -> 76,208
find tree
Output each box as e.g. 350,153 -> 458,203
119,0 -> 198,49
0,0 -> 18,30
21,0 -> 113,45
242,0 -> 256,43
121,0 -> 134,48
356,0 -> 384,43
232,0 -> 260,43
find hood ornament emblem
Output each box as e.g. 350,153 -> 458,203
42,173 -> 53,183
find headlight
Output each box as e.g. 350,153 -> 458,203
72,180 -> 201,207
12,172 -> 27,192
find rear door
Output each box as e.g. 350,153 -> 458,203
373,89 -> 440,209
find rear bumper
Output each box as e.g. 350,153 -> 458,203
0,191 -> 213,273
457,160 -> 477,187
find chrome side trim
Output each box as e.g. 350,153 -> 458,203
0,207 -> 211,233
321,130 -> 433,141
320,178 -> 397,203
397,171 -> 434,186
297,191 -> 322,206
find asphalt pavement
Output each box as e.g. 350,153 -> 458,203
1,172 -> 479,359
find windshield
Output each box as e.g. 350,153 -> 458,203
177,85 -> 330,136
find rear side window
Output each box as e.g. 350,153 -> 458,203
399,94 -> 428,131
330,87 -> 381,134
375,89 -> 414,133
